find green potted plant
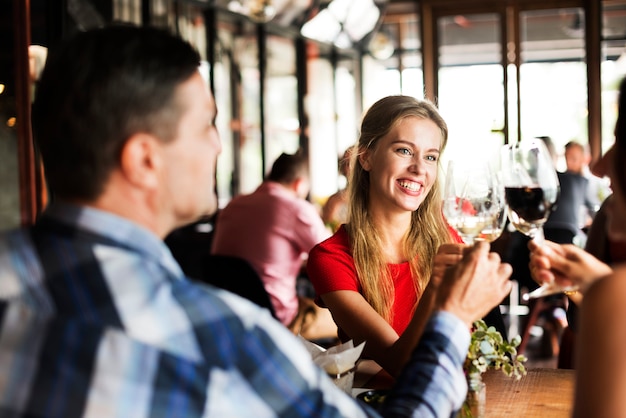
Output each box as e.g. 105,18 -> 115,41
460,319 -> 528,418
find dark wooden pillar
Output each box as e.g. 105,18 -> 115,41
14,0 -> 40,226
585,0 -> 602,164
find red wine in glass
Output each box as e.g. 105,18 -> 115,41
504,186 -> 557,238
501,138 -> 569,299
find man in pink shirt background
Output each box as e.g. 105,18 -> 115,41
211,152 -> 337,340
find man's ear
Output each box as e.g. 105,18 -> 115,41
292,177 -> 304,197
119,133 -> 162,189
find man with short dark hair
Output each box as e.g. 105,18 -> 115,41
0,24 -> 512,417
565,140 -> 612,221
211,151 -> 336,339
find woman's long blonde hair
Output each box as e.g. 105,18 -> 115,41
346,95 -> 454,323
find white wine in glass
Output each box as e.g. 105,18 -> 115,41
476,202 -> 507,243
443,161 -> 502,245
475,172 -> 507,243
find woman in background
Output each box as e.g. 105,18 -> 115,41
321,147 -> 353,232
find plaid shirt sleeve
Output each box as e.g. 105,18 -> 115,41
0,269 -> 470,418
380,311 -> 470,418
0,208 -> 471,418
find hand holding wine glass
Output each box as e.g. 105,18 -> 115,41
501,138 -> 569,299
528,239 -> 614,296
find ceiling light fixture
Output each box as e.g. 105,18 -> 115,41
368,31 -> 394,60
227,0 -> 276,23
301,0 -> 386,49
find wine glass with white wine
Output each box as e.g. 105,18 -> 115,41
443,161 -> 503,245
476,172 -> 508,243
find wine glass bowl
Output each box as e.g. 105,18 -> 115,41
476,191 -> 508,243
504,186 -> 553,241
501,140 -> 560,242
443,161 -> 504,245
501,138 -> 567,299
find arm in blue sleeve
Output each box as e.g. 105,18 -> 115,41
380,311 -> 470,418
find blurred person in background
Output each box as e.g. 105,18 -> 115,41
540,137 -> 590,246
528,76 -> 626,417
211,151 -> 337,341
322,147 -> 353,233
564,140 -> 612,225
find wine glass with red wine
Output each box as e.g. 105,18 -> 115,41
501,138 -> 569,299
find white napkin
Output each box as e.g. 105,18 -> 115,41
298,336 -> 366,393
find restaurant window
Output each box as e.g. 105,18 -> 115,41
363,30 -> 401,106
215,19 -> 236,207
335,55 -> 359,161
601,3 -> 626,154
362,4 -> 422,107
149,0 -> 176,28
235,22 -> 263,194
519,7 -> 587,169
307,42 -> 337,206
264,35 -> 300,171
437,12 -> 505,168
177,3 -> 208,62
301,45 -> 360,206
113,0 -> 141,24
399,16 -> 424,99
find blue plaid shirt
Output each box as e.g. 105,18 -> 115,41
0,203 -> 469,417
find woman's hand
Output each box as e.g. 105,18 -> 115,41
436,241 -> 512,328
528,240 -> 613,295
431,243 -> 468,287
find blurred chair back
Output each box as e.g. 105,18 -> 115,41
184,253 -> 277,320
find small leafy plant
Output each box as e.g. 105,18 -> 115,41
464,319 -> 527,392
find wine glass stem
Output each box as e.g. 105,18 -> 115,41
531,227 -> 545,246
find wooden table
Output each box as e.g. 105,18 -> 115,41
354,362 -> 575,417
482,367 -> 575,417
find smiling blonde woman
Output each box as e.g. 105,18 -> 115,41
308,95 -> 468,377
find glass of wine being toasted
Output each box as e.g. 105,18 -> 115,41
501,138 -> 569,299
476,171 -> 508,243
443,161 -> 504,245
